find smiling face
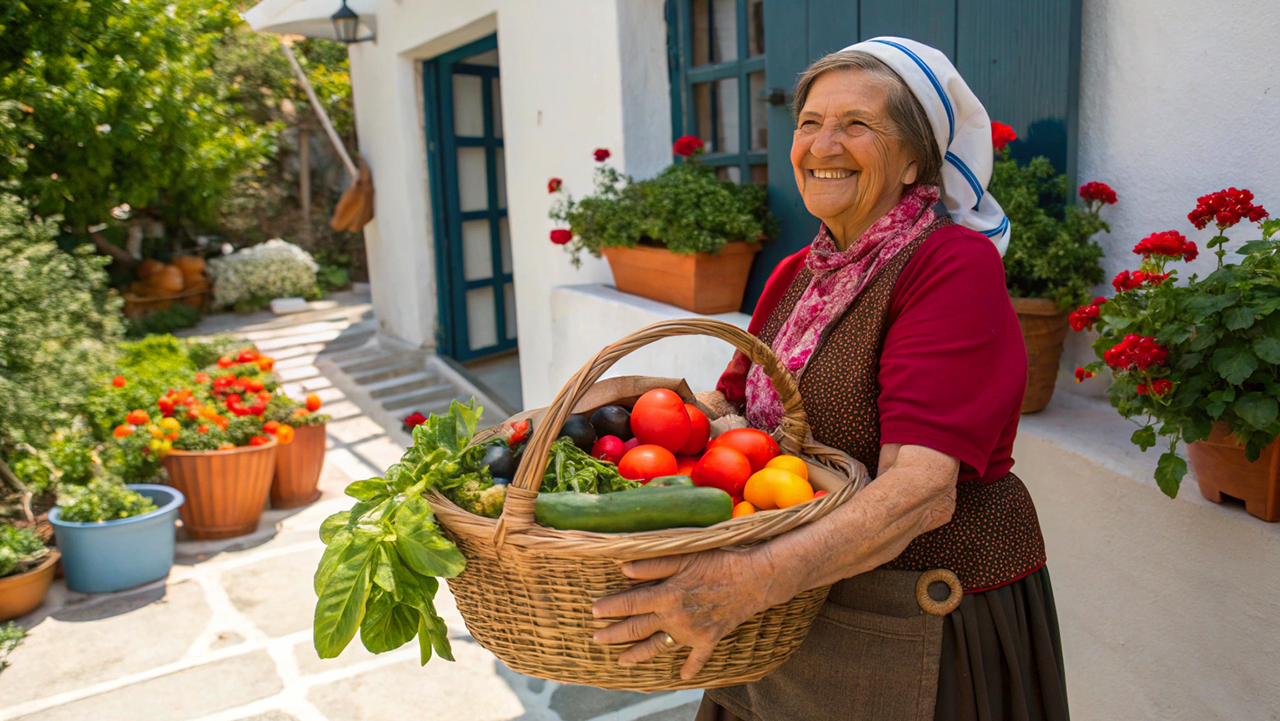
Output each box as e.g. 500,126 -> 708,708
791,69 -> 921,246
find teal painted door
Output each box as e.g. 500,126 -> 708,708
423,36 -> 516,361
744,0 -> 1080,308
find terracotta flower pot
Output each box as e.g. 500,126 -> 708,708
1011,297 -> 1070,414
602,241 -> 761,314
271,424 -> 327,509
0,551 -> 59,622
161,440 -> 278,539
1187,421 -> 1280,522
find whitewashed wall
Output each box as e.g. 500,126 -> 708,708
346,0 -> 673,408
1060,0 -> 1280,393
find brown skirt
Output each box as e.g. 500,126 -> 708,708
696,567 -> 1069,721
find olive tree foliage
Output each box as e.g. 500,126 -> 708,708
0,193 -> 124,458
0,0 -> 276,234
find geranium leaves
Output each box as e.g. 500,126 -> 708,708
1235,394 -> 1279,430
1154,452 -> 1188,498
1254,337 -> 1280,365
1212,346 -> 1259,385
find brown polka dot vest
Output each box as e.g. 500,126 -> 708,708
757,219 -> 1046,591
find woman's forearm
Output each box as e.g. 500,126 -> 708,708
754,444 -> 959,609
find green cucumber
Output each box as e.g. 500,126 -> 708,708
535,485 -> 733,533
645,475 -> 695,488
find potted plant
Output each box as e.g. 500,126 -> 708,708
265,392 -> 330,508
0,524 -> 56,622
988,122 -> 1112,412
48,479 -> 184,593
1073,188 -> 1280,518
112,348 -> 283,539
548,140 -> 777,314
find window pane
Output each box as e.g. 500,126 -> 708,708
691,0 -> 738,66
748,0 -> 765,57
456,147 -> 488,212
693,78 -> 740,154
750,164 -> 768,184
503,282 -> 517,340
466,286 -> 498,351
464,49 -> 499,66
495,146 -> 507,209
461,220 -> 492,281
717,166 -> 742,182
749,70 -> 767,151
499,216 -> 512,274
452,74 -> 485,137
491,77 -> 503,138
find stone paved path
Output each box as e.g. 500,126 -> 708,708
0,293 -> 700,721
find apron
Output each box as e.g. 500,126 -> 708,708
704,218 -> 1012,720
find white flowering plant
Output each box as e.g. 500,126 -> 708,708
208,239 -> 320,312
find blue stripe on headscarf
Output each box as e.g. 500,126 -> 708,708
944,152 -> 984,210
868,38 -> 954,145
979,216 -> 1009,239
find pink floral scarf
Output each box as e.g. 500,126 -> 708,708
745,183 -> 940,430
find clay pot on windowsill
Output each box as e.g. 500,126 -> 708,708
1187,422 -> 1280,522
271,424 -> 327,509
160,439 -> 278,539
0,551 -> 59,622
1010,297 -> 1070,414
601,241 -> 761,315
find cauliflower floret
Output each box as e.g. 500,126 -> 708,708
448,479 -> 506,518
477,484 -> 507,518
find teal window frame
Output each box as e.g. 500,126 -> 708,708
666,0 -> 766,181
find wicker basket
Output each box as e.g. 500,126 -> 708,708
427,318 -> 870,691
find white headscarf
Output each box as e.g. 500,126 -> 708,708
842,36 -> 1011,254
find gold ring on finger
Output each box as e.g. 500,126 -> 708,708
662,633 -> 677,649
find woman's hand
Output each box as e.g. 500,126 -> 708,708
591,548 -> 785,680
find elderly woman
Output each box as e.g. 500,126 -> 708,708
591,38 -> 1069,720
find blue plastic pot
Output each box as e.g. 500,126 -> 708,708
48,484 -> 185,594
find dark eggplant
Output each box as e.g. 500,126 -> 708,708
482,444 -> 518,480
558,414 -> 597,453
589,404 -> 633,441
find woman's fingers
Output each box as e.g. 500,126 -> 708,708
680,643 -> 716,680
618,632 -> 680,667
592,583 -> 670,619
592,612 -> 660,645
619,554 -> 692,581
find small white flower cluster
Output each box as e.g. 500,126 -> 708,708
208,239 -> 319,310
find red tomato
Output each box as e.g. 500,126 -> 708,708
618,444 -> 678,483
629,389 -> 691,453
814,490 -> 829,498
708,428 -> 780,473
674,454 -> 699,477
692,446 -> 753,496
677,404 -> 710,455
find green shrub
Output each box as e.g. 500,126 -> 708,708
126,305 -> 203,338
185,335 -> 245,369
989,154 -> 1108,310
0,525 -> 49,578
550,159 -> 777,268
0,194 -> 124,458
56,479 -> 157,523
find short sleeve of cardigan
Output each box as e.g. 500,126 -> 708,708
878,226 -> 1026,478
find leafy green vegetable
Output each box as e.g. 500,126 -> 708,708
541,437 -> 640,495
312,400 -> 483,662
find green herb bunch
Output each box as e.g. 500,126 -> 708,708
1075,190 -> 1280,497
549,148 -> 776,267
988,147 -> 1108,310
0,525 -> 49,578
312,401 -> 487,663
57,479 -> 158,523
541,437 -> 638,494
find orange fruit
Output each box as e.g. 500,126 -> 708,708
732,501 -> 756,518
764,455 -> 809,481
774,477 -> 815,508
744,468 -> 813,510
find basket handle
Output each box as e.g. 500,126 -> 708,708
493,318 -> 808,546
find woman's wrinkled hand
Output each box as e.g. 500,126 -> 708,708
590,548 -> 785,680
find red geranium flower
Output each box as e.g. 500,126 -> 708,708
402,412 -> 428,430
1074,367 -> 1095,383
990,122 -> 1017,151
1069,304 -> 1102,332
1187,187 -> 1269,230
1103,335 -> 1168,371
1133,230 -> 1193,260
593,148 -> 611,162
1079,181 -> 1118,205
550,229 -> 573,245
547,177 -> 562,193
1151,378 -> 1173,396
673,135 -> 705,157
194,372 -> 210,385
1112,270 -> 1170,293
1136,383 -> 1149,396
112,375 -> 127,388
1182,241 -> 1199,262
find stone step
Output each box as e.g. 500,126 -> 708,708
336,353 -> 401,374
380,383 -> 463,412
365,372 -> 446,399
321,327 -> 376,354
352,361 -> 425,386
319,343 -> 383,365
